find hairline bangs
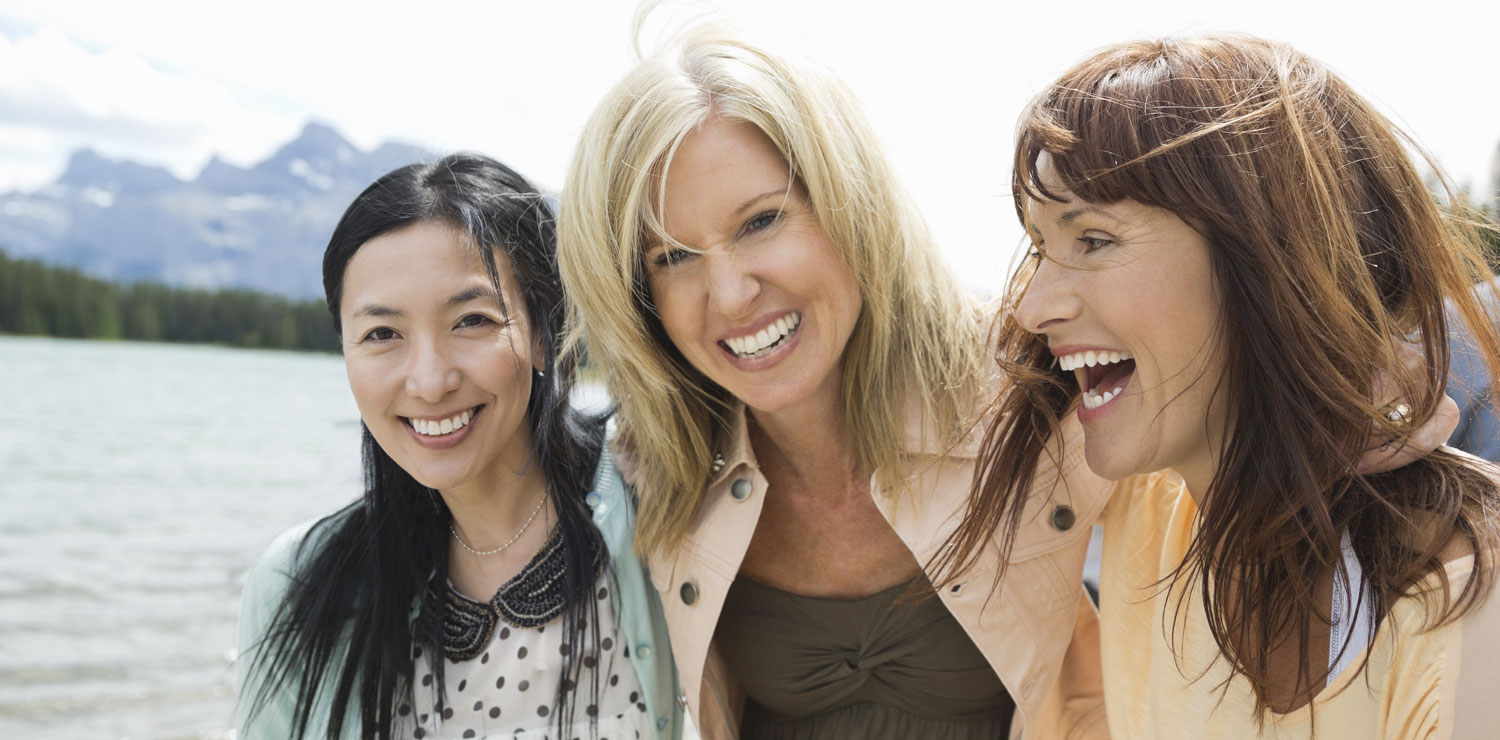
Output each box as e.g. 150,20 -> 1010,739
636,107 -> 808,264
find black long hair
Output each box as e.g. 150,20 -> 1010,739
244,153 -> 607,739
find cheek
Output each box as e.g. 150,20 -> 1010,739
473,342 -> 534,400
648,281 -> 698,348
344,357 -> 393,416
831,265 -> 861,322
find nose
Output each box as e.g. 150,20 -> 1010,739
405,336 -> 462,403
704,250 -> 760,319
1014,256 -> 1082,336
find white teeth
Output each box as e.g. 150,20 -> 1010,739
726,312 -> 802,359
410,408 -> 474,437
1081,386 -> 1126,410
1059,349 -> 1133,372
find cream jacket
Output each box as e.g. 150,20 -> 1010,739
633,402 -> 1113,740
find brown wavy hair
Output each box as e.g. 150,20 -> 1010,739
941,34 -> 1500,716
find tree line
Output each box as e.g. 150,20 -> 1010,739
0,249 -> 338,352
0,204 -> 1496,356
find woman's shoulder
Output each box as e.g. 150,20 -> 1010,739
245,505 -> 361,602
1368,540 -> 1500,735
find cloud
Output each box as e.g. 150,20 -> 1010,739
0,26 -> 298,190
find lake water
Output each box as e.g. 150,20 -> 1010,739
0,335 -> 1100,739
0,336 -> 363,739
0,336 -> 611,739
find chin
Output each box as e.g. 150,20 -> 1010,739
1083,445 -> 1140,483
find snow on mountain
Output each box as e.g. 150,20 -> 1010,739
0,123 -> 435,297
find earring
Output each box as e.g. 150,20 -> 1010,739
535,368 -> 546,378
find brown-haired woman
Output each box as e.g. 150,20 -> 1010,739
958,34 -> 1500,738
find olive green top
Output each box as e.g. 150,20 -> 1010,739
716,575 -> 1015,739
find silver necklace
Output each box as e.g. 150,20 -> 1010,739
449,492 -> 547,556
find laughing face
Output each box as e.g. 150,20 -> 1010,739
1016,164 -> 1227,492
338,220 -> 539,495
642,117 -> 861,419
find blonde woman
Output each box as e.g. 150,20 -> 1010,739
558,22 -> 1111,740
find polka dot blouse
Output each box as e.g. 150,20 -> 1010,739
396,549 -> 652,738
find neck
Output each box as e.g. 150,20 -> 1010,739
1177,425 -> 1227,507
441,454 -> 550,552
1178,460 -> 1215,507
746,381 -> 862,495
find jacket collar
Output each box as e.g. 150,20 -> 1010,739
708,402 -> 757,488
708,389 -> 987,488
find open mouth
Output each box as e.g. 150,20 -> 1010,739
1059,350 -> 1136,410
721,312 -> 802,360
404,405 -> 482,437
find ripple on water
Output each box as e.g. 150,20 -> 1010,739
0,337 -> 361,739
0,336 -> 611,738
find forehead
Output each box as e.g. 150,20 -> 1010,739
653,118 -> 793,238
665,117 -> 787,186
343,221 -> 511,304
1025,152 -> 1162,230
1024,152 -> 1077,218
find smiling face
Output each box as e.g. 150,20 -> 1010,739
1016,166 -> 1227,493
642,117 -> 862,418
339,220 -> 539,495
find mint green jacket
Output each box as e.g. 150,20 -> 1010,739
234,443 -> 684,739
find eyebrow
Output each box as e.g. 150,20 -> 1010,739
1058,205 -> 1111,226
446,286 -> 499,308
350,286 -> 501,320
734,186 -> 794,218
351,303 -> 402,319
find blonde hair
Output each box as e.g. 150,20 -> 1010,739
558,20 -> 984,556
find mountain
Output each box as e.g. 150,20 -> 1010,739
0,123 -> 435,298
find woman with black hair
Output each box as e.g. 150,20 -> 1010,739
235,153 -> 681,740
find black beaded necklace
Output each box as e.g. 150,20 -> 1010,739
435,523 -> 604,662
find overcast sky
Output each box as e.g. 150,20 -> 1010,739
3,0 -> 1497,289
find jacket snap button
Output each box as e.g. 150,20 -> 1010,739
729,478 -> 752,501
680,581 -> 698,605
656,717 -> 669,731
636,643 -> 653,659
1050,504 -> 1075,531
585,491 -> 602,508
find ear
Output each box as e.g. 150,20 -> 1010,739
532,332 -> 547,373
